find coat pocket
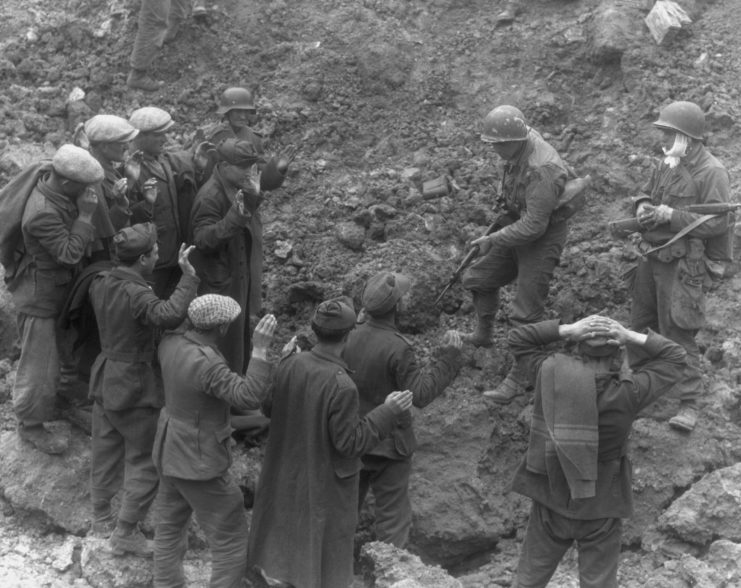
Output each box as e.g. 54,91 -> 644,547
670,258 -> 706,330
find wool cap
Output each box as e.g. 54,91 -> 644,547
84,114 -> 139,143
217,138 -> 261,167
113,222 -> 157,261
362,271 -> 411,316
312,298 -> 356,331
52,144 -> 105,184
188,294 -> 242,330
129,107 -> 174,134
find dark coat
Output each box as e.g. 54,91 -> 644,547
190,166 -> 262,374
342,315 -> 462,459
508,320 -> 686,520
248,348 -> 398,588
88,266 -> 198,410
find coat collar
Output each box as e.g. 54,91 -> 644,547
311,346 -> 351,371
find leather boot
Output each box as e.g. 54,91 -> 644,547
462,293 -> 498,348
483,364 -> 527,403
126,69 -> 164,92
110,523 -> 154,557
669,403 -> 698,432
496,1 -> 519,25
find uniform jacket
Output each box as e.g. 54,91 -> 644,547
490,128 -> 569,249
153,329 -> 272,480
128,150 -> 199,269
11,176 -> 95,317
88,266 -> 198,410
636,143 -> 731,245
191,165 -> 262,373
248,348 -> 398,588
508,320 -> 686,520
342,316 -> 462,460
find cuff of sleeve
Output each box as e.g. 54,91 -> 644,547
632,194 -> 651,213
247,356 -> 271,378
71,218 -> 96,238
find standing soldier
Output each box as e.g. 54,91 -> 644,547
630,100 -> 731,432
342,271 -> 463,548
461,105 -> 570,404
127,106 -> 202,298
7,144 -> 101,454
507,315 -> 686,588
153,297 -> 276,587
88,223 -> 199,554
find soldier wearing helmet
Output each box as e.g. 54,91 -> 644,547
460,105 -> 570,404
630,100 -> 731,432
194,87 -> 297,192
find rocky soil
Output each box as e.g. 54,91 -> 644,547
2,0 -> 741,586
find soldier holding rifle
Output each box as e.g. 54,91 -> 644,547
454,105 -> 572,404
619,100 -> 731,432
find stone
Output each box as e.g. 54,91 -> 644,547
645,0 -> 692,46
336,221 -> 366,251
359,541 -> 462,588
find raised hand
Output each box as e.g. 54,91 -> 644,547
384,390 -> 414,413
276,145 -> 298,173
253,314 -> 278,357
177,243 -> 196,277
142,178 -> 159,205
76,187 -> 98,218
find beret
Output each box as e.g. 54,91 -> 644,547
52,144 -> 105,184
113,222 -> 157,261
188,294 -> 242,330
129,106 -> 174,134
217,138 -> 261,167
312,298 -> 356,331
84,114 -> 139,143
362,271 -> 411,316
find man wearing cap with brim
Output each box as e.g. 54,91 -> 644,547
128,106 -> 204,299
152,296 -> 277,587
461,104 -> 570,405
629,100 -> 731,433
7,144 -> 101,454
506,314 -> 685,588
87,223 -> 199,555
80,114 -> 140,261
248,298 -> 413,588
342,271 -> 463,548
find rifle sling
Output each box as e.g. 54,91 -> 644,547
643,214 -> 718,256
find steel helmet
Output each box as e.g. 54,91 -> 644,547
217,87 -> 256,116
480,105 -> 529,143
653,101 -> 705,140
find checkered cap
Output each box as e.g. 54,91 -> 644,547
188,294 -> 242,330
52,144 -> 104,184
129,107 -> 174,134
84,115 -> 139,143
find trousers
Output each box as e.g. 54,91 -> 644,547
129,0 -> 191,71
90,403 -> 160,524
515,501 -> 621,588
154,474 -> 248,588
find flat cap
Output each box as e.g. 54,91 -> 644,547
188,294 -> 242,330
362,271 -> 411,316
113,222 -> 157,261
217,138 -> 261,167
312,298 -> 356,331
129,106 -> 174,134
84,114 -> 139,143
52,144 -> 105,184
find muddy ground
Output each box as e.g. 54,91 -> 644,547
1,0 -> 741,586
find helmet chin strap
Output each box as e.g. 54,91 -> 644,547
662,133 -> 689,168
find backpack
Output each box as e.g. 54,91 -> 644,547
0,161 -> 52,282
551,169 -> 592,224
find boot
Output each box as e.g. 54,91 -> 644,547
669,403 -> 698,432
126,69 -> 164,92
110,523 -> 154,557
483,365 -> 526,404
462,293 -> 498,348
17,423 -> 69,455
192,0 -> 208,19
496,1 -> 518,25
90,510 -> 116,538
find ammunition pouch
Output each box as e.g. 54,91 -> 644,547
639,237 -> 687,263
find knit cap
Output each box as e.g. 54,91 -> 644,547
188,294 -> 242,330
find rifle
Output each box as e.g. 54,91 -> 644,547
608,202 -> 741,238
434,213 -> 512,305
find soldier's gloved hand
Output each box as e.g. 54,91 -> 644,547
76,187 -> 99,219
384,390 -> 414,414
653,204 -> 674,224
636,202 -> 657,228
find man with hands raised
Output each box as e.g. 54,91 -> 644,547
506,314 -> 686,588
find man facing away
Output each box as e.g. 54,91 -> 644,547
152,295 -> 277,587
508,314 -> 686,587
248,298 -> 413,588
88,222 -> 199,554
342,271 -> 463,547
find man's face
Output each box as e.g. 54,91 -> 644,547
59,178 -> 88,199
220,162 -> 252,188
136,132 -> 168,157
226,108 -> 257,130
98,141 -> 129,164
656,128 -> 677,152
488,140 -> 523,161
140,243 -> 159,274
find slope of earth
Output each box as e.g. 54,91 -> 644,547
1,0 -> 741,586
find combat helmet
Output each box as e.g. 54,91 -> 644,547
217,87 -> 256,116
480,105 -> 529,143
653,101 -> 705,140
